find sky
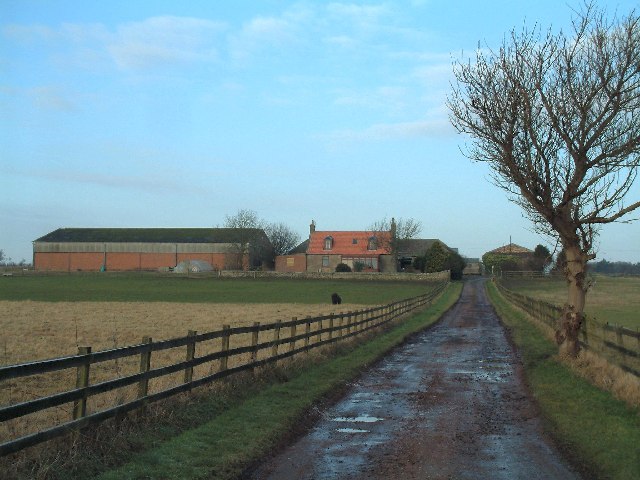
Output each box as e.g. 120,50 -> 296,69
1,0 -> 640,264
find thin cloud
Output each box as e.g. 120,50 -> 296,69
15,169 -> 209,195
107,16 -> 226,70
28,86 -> 76,111
229,15 -> 300,63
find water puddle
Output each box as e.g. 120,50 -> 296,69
332,414 -> 383,423
336,428 -> 370,433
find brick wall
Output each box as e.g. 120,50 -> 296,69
275,254 -> 306,272
306,254 -> 342,273
35,252 -> 233,272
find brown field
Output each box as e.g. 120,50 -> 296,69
0,300 -> 368,442
0,300 -> 366,364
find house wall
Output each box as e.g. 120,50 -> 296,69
275,254 -> 307,272
306,254 -> 342,273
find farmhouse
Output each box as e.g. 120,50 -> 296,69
33,228 -> 273,272
275,221 -> 396,273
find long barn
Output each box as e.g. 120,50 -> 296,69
33,228 -> 272,272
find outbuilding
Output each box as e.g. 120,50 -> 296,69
33,228 -> 273,272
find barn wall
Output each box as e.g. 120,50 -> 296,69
275,254 -> 307,272
34,245 -> 243,272
34,252 -> 104,271
177,253 -> 228,270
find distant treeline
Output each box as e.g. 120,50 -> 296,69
588,259 -> 640,275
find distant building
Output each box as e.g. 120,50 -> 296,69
275,221 -> 458,274
483,242 -> 534,272
33,228 -> 272,272
396,239 -> 454,271
275,221 -> 396,273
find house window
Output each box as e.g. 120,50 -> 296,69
352,238 -> 358,244
322,256 -> 330,267
324,236 -> 333,250
368,236 -> 377,250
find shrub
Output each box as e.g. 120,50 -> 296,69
414,242 -> 466,280
335,263 -> 352,272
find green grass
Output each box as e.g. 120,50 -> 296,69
53,283 -> 462,480
501,275 -> 640,328
0,274 -> 434,304
487,281 -> 640,480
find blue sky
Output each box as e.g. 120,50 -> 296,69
1,0 -> 639,264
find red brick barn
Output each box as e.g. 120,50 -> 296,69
33,228 -> 273,272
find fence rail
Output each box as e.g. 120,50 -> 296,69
493,279 -> 640,378
0,281 -> 447,456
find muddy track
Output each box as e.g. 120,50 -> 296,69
249,278 -> 582,480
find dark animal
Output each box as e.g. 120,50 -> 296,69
331,293 -> 342,305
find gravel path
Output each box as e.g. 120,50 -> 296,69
249,278 -> 582,479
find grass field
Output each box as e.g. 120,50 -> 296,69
0,274 -> 431,304
500,275 -> 640,329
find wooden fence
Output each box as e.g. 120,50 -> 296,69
0,281 -> 447,456
493,279 -> 640,377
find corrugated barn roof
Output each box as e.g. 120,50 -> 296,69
34,228 -> 268,244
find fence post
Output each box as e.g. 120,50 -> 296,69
73,346 -> 91,420
251,322 -> 260,366
347,311 -> 352,336
290,318 -> 297,352
304,317 -> 311,352
184,330 -> 197,385
616,326 -> 625,365
220,325 -> 230,372
328,314 -> 334,341
137,337 -> 152,399
272,320 -> 282,358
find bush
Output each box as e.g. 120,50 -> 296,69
413,242 -> 466,280
335,263 -> 352,272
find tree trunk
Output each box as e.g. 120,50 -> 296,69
555,244 -> 588,357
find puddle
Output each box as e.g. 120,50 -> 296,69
332,414 -> 383,423
336,428 -> 370,433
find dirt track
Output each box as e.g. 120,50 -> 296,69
250,278 -> 582,479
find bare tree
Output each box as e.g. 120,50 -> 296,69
368,217 -> 423,270
223,209 -> 270,270
265,222 -> 301,257
448,3 -> 640,356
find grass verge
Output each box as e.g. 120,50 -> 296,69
486,281 -> 640,480
44,283 -> 462,480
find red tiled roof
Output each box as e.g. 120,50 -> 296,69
307,231 -> 392,256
